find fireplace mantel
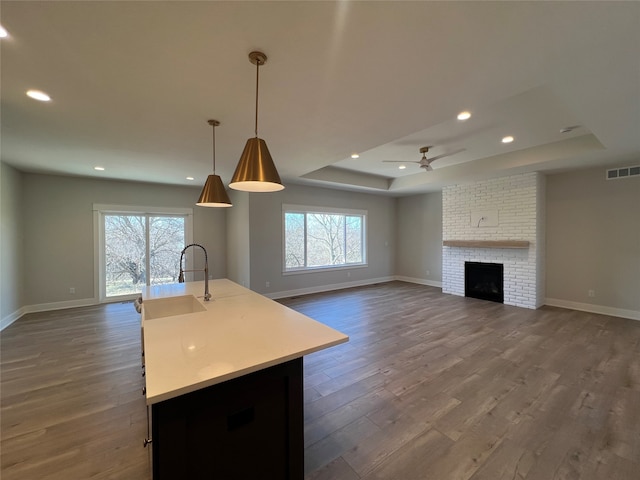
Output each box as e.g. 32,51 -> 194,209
443,240 -> 530,249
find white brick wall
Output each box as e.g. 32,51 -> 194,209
442,172 -> 544,309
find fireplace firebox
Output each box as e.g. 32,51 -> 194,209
465,262 -> 504,303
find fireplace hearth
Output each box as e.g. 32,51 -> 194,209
465,262 -> 504,303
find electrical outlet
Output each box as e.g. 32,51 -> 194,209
265,281 -> 270,288
69,287 -> 75,294
347,271 -> 351,278
426,270 -> 430,276
588,290 -> 595,298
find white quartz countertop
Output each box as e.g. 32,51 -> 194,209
141,279 -> 348,405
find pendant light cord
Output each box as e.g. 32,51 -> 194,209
212,123 -> 216,174
255,60 -> 260,137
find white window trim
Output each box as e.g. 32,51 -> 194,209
282,203 -> 368,274
93,204 -> 193,303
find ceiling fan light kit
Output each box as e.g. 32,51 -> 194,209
419,146 -> 433,171
229,51 -> 284,192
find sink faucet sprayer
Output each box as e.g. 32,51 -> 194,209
178,243 -> 211,301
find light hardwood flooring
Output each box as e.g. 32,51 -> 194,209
2,281 -> 639,479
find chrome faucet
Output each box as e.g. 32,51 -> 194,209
178,243 -> 211,301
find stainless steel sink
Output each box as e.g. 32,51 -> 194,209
142,294 -> 207,320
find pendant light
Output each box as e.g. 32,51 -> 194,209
196,119 -> 233,207
229,51 -> 284,192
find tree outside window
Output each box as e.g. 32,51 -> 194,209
284,207 -> 366,272
104,214 -> 185,297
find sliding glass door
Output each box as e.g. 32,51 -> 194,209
95,205 -> 192,301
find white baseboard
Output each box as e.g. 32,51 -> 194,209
545,298 -> 640,321
1,298 -> 99,332
24,297 -> 99,315
4,291 -> 636,331
265,276 -> 396,300
394,276 -> 443,288
1,307 -> 27,331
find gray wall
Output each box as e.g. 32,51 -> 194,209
396,168 -> 639,314
21,173 -> 226,307
226,190 -> 251,288
1,163 -> 25,323
546,167 -> 640,311
536,174 -> 547,308
247,183 -> 396,295
3,163 -> 638,325
395,192 -> 443,284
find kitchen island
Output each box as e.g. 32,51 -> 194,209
141,279 -> 348,479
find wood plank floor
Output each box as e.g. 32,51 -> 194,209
1,302 -> 150,479
2,281 -> 639,479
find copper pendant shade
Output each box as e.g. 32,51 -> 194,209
197,174 -> 232,207
196,120 -> 232,207
230,137 -> 283,192
229,51 -> 284,192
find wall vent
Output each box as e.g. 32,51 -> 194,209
606,165 -> 640,180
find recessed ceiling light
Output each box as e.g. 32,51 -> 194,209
501,136 -> 514,144
398,165 -> 406,170
186,176 -> 195,181
351,153 -> 360,159
0,26 -> 8,38
26,90 -> 51,102
457,111 -> 471,121
94,166 -> 105,171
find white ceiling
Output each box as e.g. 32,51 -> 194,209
2,1 -> 639,196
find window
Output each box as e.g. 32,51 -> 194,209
94,205 -> 193,301
283,205 -> 366,272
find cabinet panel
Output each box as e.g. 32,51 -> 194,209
152,358 -> 303,479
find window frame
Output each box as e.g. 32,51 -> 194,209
93,204 -> 193,302
282,204 -> 368,275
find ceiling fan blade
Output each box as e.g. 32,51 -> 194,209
427,148 -> 466,163
382,160 -> 420,164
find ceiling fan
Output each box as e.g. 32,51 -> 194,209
383,146 -> 465,171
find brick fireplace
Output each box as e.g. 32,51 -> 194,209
442,172 -> 545,309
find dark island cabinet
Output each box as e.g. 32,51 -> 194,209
151,358 -> 303,479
